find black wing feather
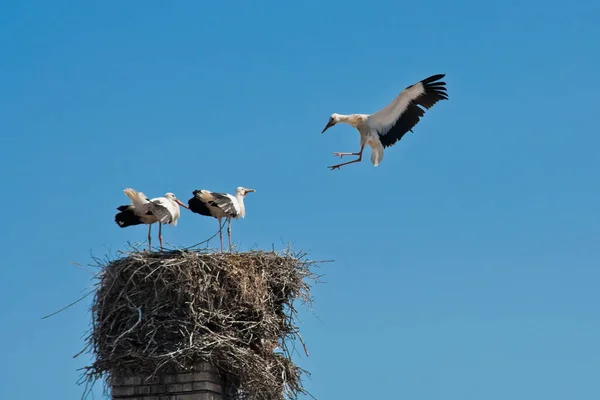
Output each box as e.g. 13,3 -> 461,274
188,196 -> 213,217
378,74 -> 448,148
188,190 -> 239,218
115,206 -> 144,228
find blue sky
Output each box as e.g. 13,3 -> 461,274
1,1 -> 599,399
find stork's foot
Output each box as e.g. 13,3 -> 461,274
328,158 -> 362,171
328,146 -> 364,170
333,152 -> 360,158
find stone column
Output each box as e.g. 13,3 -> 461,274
111,361 -> 224,400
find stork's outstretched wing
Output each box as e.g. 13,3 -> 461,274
367,74 -> 448,148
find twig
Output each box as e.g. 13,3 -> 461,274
110,306 -> 142,356
295,332 -> 309,357
42,290 -> 93,320
182,221 -> 226,250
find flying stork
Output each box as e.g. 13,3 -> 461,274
321,73 -> 448,170
115,188 -> 189,251
187,186 -> 255,252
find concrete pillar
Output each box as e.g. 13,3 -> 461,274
111,360 -> 224,400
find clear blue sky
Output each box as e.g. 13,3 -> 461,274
1,1 -> 599,399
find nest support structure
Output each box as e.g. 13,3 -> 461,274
79,248 -> 319,400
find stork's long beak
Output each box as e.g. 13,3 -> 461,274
243,188 -> 256,197
321,120 -> 335,134
175,199 -> 190,210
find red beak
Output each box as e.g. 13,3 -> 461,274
175,199 -> 190,210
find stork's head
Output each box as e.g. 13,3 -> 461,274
236,187 -> 256,198
321,113 -> 340,133
164,192 -> 190,209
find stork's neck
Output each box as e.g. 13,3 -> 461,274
335,114 -> 366,128
235,193 -> 246,218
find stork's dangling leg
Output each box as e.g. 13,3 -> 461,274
147,224 -> 152,251
227,217 -> 232,252
333,151 -> 361,158
158,222 -> 163,251
328,144 -> 365,171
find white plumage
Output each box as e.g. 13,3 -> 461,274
321,73 -> 448,170
115,188 -> 189,251
148,194 -> 184,226
187,186 -> 256,252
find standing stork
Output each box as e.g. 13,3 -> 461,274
187,186 -> 255,252
321,73 -> 448,170
115,188 -> 189,251
115,189 -> 157,249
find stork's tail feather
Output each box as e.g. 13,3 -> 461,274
370,141 -> 384,167
115,207 -> 143,228
123,188 -> 139,201
124,188 -> 148,209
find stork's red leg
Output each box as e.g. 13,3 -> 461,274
147,224 -> 152,251
218,218 -> 223,252
158,222 -> 163,251
328,145 -> 365,170
227,218 -> 232,252
333,151 -> 361,158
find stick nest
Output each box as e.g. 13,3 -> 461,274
81,248 -> 319,400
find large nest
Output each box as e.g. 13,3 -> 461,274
80,248 -> 319,400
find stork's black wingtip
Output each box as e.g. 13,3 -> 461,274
422,73 -> 446,84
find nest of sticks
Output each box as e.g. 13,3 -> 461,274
80,248 -> 320,400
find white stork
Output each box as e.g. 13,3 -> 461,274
321,73 -> 448,170
187,186 -> 255,252
115,188 -> 189,251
